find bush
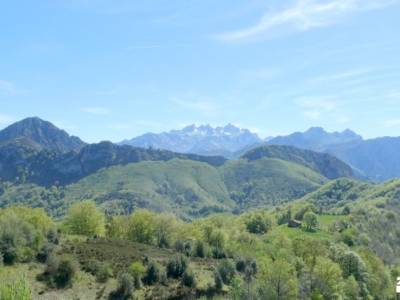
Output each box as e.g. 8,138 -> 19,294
44,255 -> 77,288
182,268 -> 196,288
167,255 -> 188,279
303,212 -> 318,232
2,248 -> 17,265
214,270 -> 223,290
175,240 -> 185,252
56,259 -> 76,287
114,273 -> 134,299
212,247 -> 227,259
245,212 -> 272,234
96,262 -> 113,283
129,261 -> 146,288
0,212 -> 40,265
37,243 -> 55,263
143,261 -> 161,285
236,257 -> 247,272
194,240 -> 206,258
217,260 -> 236,285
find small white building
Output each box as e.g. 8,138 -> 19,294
397,277 -> 400,295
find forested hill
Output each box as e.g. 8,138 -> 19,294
241,144 -> 354,179
0,140 -> 226,187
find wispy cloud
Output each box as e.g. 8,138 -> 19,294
81,107 -> 111,115
216,0 -> 397,42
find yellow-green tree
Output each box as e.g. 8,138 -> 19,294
127,210 -> 156,244
63,201 -> 105,236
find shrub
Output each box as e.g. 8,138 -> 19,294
143,261 -> 161,285
167,255 -> 188,279
37,243 -> 55,263
55,258 -> 77,287
303,212 -> 318,232
96,262 -> 113,283
245,212 -> 272,234
214,270 -> 223,290
194,240 -> 206,258
182,268 -> 196,288
114,273 -> 134,299
44,255 -> 77,288
236,257 -> 247,272
184,241 -> 192,257
217,260 -> 236,285
129,261 -> 146,288
0,212 -> 40,265
175,240 -> 185,252
212,247 -> 227,259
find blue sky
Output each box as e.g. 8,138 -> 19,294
1,0 -> 399,142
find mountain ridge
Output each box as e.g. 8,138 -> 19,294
0,117 -> 86,153
121,123 -> 262,158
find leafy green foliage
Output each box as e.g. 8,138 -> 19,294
143,261 -> 162,285
216,260 -> 236,285
245,212 -> 273,234
182,268 -> 196,288
0,207 -> 55,264
303,211 -> 318,232
166,255 -> 188,279
63,200 -> 105,236
43,255 -> 78,288
114,273 -> 134,299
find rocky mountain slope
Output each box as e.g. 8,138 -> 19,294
121,124 -> 262,157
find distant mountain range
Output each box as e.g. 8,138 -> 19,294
267,128 -> 400,181
268,127 -> 363,151
2,117 -> 400,184
121,124 -> 400,181
0,117 -> 356,217
120,124 -> 263,158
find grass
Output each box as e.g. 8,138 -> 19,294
271,214 -> 346,241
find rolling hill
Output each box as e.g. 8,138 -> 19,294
0,147 -> 352,218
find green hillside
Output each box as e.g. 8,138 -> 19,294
242,145 -> 354,179
0,157 -> 329,219
291,178 -> 400,266
64,159 -> 234,219
221,158 -> 326,210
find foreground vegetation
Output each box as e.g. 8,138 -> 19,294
1,185 -> 399,299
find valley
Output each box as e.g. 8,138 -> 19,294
1,118 -> 400,299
